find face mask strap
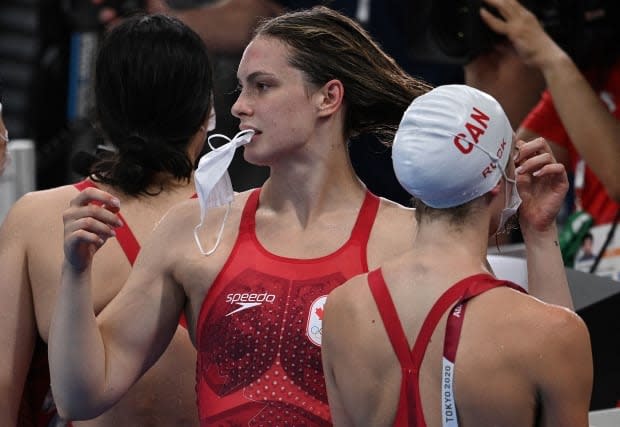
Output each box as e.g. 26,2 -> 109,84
207,134 -> 232,151
207,129 -> 255,151
193,202 -> 231,256
462,136 -> 516,201
461,137 -> 520,236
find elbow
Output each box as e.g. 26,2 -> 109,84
598,171 -> 620,203
52,389 -> 110,421
55,399 -> 107,421
608,185 -> 620,204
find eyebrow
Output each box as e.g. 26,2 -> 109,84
238,71 -> 278,84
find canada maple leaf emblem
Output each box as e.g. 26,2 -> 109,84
315,307 -> 324,320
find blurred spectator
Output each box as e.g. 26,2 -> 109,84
466,0 -> 620,223
0,1 -> 70,189
465,0 -> 620,255
0,99 -> 8,177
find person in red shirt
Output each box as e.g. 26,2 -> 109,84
465,0 -> 620,226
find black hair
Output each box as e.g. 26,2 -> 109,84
90,14 -> 213,196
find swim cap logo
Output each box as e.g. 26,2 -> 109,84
453,107 -> 490,154
482,139 -> 507,178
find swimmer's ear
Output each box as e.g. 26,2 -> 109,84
489,180 -> 502,197
315,79 -> 344,117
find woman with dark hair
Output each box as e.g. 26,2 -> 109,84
50,6 -> 572,426
0,14 -> 212,426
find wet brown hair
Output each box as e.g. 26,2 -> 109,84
254,6 -> 432,145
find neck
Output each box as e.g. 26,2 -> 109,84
260,137 -> 365,223
413,215 -> 492,270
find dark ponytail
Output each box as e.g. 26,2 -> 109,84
90,14 -> 213,196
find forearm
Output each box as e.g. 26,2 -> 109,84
172,0 -> 284,55
540,54 -> 620,200
49,262 -> 115,420
522,223 -> 574,309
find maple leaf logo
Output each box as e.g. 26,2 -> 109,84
315,307 -> 324,320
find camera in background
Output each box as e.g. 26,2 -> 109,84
408,0 -> 619,68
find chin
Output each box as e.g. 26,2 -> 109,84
242,148 -> 269,167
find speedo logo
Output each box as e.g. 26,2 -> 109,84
225,292 -> 276,316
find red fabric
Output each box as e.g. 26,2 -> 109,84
368,270 -> 525,426
73,179 -> 140,263
18,179 -> 193,426
72,179 -> 190,328
195,188 -> 380,426
521,63 -> 620,224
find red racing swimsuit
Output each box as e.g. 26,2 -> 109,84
18,179 -> 191,426
367,270 -> 526,426
195,188 -> 380,426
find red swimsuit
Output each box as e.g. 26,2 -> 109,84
368,270 -> 525,426
195,188 -> 380,426
18,179 -> 192,426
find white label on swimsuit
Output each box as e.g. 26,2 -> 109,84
442,357 -> 459,427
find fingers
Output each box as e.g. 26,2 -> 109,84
69,187 -> 120,212
63,188 -> 124,267
63,212 -> 119,242
514,136 -> 550,163
479,0 -> 537,36
479,7 -> 507,35
514,137 -> 567,177
481,0 -> 517,19
65,190 -> 122,233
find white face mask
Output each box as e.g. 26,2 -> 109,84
193,129 -> 254,255
496,171 -> 521,234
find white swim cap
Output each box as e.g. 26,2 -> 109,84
392,84 -> 513,208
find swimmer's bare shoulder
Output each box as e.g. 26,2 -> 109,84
368,197 -> 416,267
142,189 -> 258,312
1,184 -> 83,244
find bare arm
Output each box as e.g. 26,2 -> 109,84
161,0 -> 284,54
464,41 -> 545,129
322,288 -> 355,427
0,199 -> 37,425
96,0 -> 285,55
513,137 -> 573,308
49,188 -> 185,420
480,0 -> 620,201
